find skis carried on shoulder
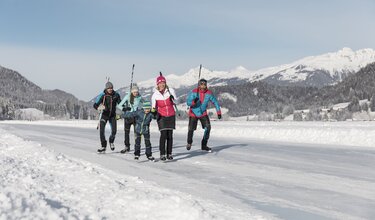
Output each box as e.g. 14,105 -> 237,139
96,110 -> 103,130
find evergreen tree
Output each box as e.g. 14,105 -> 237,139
370,95 -> 375,111
293,112 -> 303,121
348,97 -> 361,112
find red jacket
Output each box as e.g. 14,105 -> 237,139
151,88 -> 176,117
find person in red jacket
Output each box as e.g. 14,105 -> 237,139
151,73 -> 177,161
186,79 -> 221,152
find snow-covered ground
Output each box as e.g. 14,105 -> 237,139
4,120 -> 375,148
1,120 -> 375,220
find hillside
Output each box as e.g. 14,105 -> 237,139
0,65 -> 93,120
203,62 -> 375,118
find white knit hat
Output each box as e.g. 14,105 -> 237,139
131,86 -> 139,92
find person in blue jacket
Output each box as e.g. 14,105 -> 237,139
186,79 -> 221,152
93,81 -> 122,153
117,85 -> 144,153
122,101 -> 155,161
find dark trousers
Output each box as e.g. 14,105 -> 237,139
124,117 -> 136,148
159,130 -> 173,156
134,133 -> 152,157
187,115 -> 211,147
99,116 -> 117,147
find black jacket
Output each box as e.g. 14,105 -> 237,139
93,91 -> 121,118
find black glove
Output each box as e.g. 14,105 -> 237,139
218,114 -> 222,120
193,97 -> 199,103
169,95 -> 174,102
151,110 -> 157,119
122,107 -> 131,112
93,103 -> 99,110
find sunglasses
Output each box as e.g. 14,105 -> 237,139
200,82 -> 207,85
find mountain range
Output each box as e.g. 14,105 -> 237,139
129,48 -> 375,94
2,47 -> 375,120
114,48 -> 375,119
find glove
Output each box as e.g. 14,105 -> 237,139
169,95 -> 174,101
93,103 -> 99,110
151,108 -> 157,119
193,97 -> 199,103
156,113 -> 161,121
97,104 -> 105,112
218,114 -> 222,120
152,113 -> 158,120
115,114 -> 121,120
122,107 -> 131,112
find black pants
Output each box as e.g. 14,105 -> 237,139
124,117 -> 136,148
159,130 -> 173,156
99,116 -> 117,147
187,115 -> 211,147
134,133 -> 152,157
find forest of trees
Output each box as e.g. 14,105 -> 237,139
0,66 -> 95,120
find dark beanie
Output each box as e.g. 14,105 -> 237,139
105,81 -> 114,89
199,78 -> 207,84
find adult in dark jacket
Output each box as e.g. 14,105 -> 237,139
93,81 -> 122,153
122,101 -> 155,161
186,78 -> 221,152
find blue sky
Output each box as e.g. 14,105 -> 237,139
0,0 -> 374,100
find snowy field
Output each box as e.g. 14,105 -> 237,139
1,120 -> 375,220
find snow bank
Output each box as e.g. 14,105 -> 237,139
0,129 -> 265,220
14,108 -> 45,121
176,121 -> 375,149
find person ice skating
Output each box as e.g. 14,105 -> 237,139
93,81 -> 122,153
151,73 -> 177,161
122,101 -> 155,161
186,78 -> 221,152
117,85 -> 144,153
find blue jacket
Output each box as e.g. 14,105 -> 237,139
186,88 -> 221,118
123,109 -> 153,134
117,93 -> 144,112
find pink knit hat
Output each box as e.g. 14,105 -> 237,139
156,73 -> 166,85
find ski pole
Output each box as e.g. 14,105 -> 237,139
196,64 -> 203,98
173,101 -> 180,117
198,64 -> 202,88
129,64 -> 135,94
124,64 -> 135,108
196,65 -> 204,113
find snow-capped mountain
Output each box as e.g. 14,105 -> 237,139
126,48 -> 375,93
255,47 -> 375,87
114,66 -> 253,99
136,67 -> 245,89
